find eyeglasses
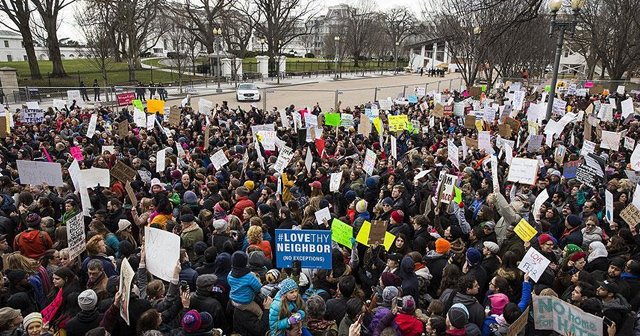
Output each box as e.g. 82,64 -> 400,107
544,242 -> 554,246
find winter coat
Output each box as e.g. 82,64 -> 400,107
269,293 -> 306,336
425,251 -> 449,295
493,193 -> 521,245
13,229 -> 52,259
65,309 -> 102,336
440,289 -> 485,328
398,256 -> 419,301
580,226 -> 603,249
232,196 -> 255,218
179,262 -> 199,292
395,313 -> 424,336
190,289 -> 227,333
81,255 -> 118,277
228,271 -> 262,305
233,304 -> 269,336
325,297 -> 347,326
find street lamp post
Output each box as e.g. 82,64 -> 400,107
394,41 -> 400,75
213,28 -> 223,93
260,38 -> 266,54
334,36 -> 340,79
545,0 -> 585,120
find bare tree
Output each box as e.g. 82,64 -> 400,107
30,0 -> 75,77
382,7 -> 418,67
78,24 -> 115,86
222,0 -> 256,58
166,25 -> 189,92
0,0 -> 42,79
77,0 -> 124,62
165,0 -> 231,54
340,0 -> 379,67
578,0 -> 640,80
250,0 -> 319,77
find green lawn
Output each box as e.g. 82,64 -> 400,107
0,59 -> 196,87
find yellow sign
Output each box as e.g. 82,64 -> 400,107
514,218 -> 538,242
475,120 -> 484,131
147,99 -> 165,114
373,117 -> 382,134
355,221 -> 395,251
388,115 -> 408,132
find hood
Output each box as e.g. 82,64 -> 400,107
424,250 -> 447,260
587,241 -> 608,263
443,288 -> 478,306
213,252 -> 231,278
602,296 -> 631,311
400,256 -> 415,274
17,229 -> 43,243
76,309 -> 100,323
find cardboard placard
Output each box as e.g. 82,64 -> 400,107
464,115 -> 475,129
469,86 -> 482,97
621,204 -> 640,227
118,120 -> 129,138
111,161 -> 137,183
505,117 -> 521,133
464,136 -> 478,149
432,104 -> 444,118
125,181 -> 138,207
168,106 -> 181,126
368,220 -> 388,245
498,124 -> 512,138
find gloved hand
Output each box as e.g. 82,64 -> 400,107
288,315 -> 299,325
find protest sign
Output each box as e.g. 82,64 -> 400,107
145,227 -> 180,281
315,207 -> 331,225
125,181 -> 137,207
324,113 -> 340,127
118,120 -> 129,138
507,306 -> 529,336
478,131 -> 491,152
518,247 -> 551,282
210,149 -> 229,170
119,258 -> 135,325
198,98 -> 213,115
368,220 -> 388,245
514,218 -> 538,242
67,90 -> 84,106
464,137 -> 478,149
156,148 -> 166,173
65,212 -> 86,260
86,114 -> 98,138
20,108 -> 44,124
600,131 -> 621,151
464,115 -> 475,129
331,219 -> 353,247
438,173 -> 457,204
554,145 -> 566,165
534,189 -> 549,222
576,153 -> 605,189
507,158 -> 538,185
17,160 -> 63,187
527,135 -> 544,152
133,108 -> 146,126
620,204 -> 640,227
273,147 -> 294,174
363,149 -> 376,176
79,168 -> 110,188
168,106 -> 181,126
491,155 -> 499,193
147,99 -> 165,114
116,92 -> 135,107
533,296 -> 603,336
498,124 -> 512,138
632,143 -> 640,172
432,104 -> 444,118
340,113 -> 354,127
275,229 -> 332,269
110,161 -> 137,183
581,140 -> 596,157
448,140 -> 459,169
53,99 -> 66,111
388,115 -> 408,132
625,136 -> 636,151
606,190 -> 614,223
355,221 -> 395,251
330,171 -> 342,192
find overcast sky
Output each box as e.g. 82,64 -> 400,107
51,0 -> 424,40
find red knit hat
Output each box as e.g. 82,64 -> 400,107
569,251 -> 587,262
391,210 -> 404,223
537,233 -> 553,246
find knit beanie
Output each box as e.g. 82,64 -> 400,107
565,244 -> 582,255
401,295 -> 416,314
569,252 -> 587,262
390,210 -> 404,223
448,303 -> 469,329
184,191 -> 198,205
244,180 -> 255,191
26,213 -> 41,228
77,289 -> 98,311
537,233 -> 554,246
466,247 -> 482,266
279,278 -> 298,295
22,312 -> 42,330
381,272 -> 402,287
382,286 -> 399,304
231,251 -> 248,268
435,238 -> 451,254
181,310 -> 202,333
488,293 -> 509,315
483,241 -> 499,254
566,214 -> 582,228
356,200 -> 368,213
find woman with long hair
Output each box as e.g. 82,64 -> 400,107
42,267 -> 82,332
52,226 -> 68,250
269,278 -> 306,336
437,264 -> 462,297
246,225 -> 272,260
495,251 -> 524,302
4,253 -> 52,309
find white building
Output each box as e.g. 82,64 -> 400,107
0,30 -> 93,62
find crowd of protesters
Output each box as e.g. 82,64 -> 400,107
0,79 -> 639,336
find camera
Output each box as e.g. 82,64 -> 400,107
396,297 -> 403,308
180,280 -> 189,292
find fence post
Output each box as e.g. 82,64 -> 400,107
437,80 -> 441,92
151,68 -> 154,82
334,90 -> 339,111
424,83 -> 428,94
262,89 -> 267,112
25,86 -> 30,101
449,79 -> 453,91
374,87 -> 378,102
402,85 -> 407,97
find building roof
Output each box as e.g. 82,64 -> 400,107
0,30 -> 21,38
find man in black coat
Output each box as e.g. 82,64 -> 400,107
190,274 -> 227,334
66,289 -> 103,336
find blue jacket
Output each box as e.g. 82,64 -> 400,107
82,255 -> 118,277
518,280 -> 532,311
269,293 -> 306,336
228,272 -> 262,305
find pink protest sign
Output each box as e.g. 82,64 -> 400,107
584,81 -> 594,88
70,147 -> 84,161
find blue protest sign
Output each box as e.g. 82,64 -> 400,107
408,95 -> 418,103
275,229 -> 332,269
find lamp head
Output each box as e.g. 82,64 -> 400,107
571,0 -> 586,11
549,0 -> 563,13
334,36 -> 340,41
473,27 -> 482,35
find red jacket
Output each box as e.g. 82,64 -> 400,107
232,196 -> 255,218
395,313 -> 424,336
14,229 -> 53,259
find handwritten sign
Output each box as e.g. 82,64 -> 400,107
355,221 -> 395,251
533,296 -> 603,336
331,219 -> 353,247
20,108 -> 44,124
621,204 -> 640,227
110,161 -> 137,183
66,212 -> 86,260
388,115 -> 408,132
145,227 -> 180,281
507,158 -> 539,185
518,248 -> 550,282
17,160 -> 63,187
514,218 -> 538,242
368,220 -> 388,245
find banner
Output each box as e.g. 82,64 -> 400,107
533,296 -> 603,336
116,92 -> 135,107
275,229 -> 332,269
66,212 -> 86,260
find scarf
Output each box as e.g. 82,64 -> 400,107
42,288 -> 63,325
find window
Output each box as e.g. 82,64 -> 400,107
564,50 -> 569,57
3,40 -> 8,47
23,55 -> 27,61
6,55 -> 12,62
21,41 -> 24,47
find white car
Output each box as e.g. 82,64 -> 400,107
236,83 -> 261,102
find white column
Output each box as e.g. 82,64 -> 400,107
443,41 -> 450,66
277,56 -> 287,77
256,55 -> 269,78
420,45 -> 426,67
221,58 -> 232,77
432,43 -> 438,68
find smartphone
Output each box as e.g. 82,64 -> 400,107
396,297 -> 403,308
603,316 -> 614,327
180,280 -> 189,292
269,287 -> 279,298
